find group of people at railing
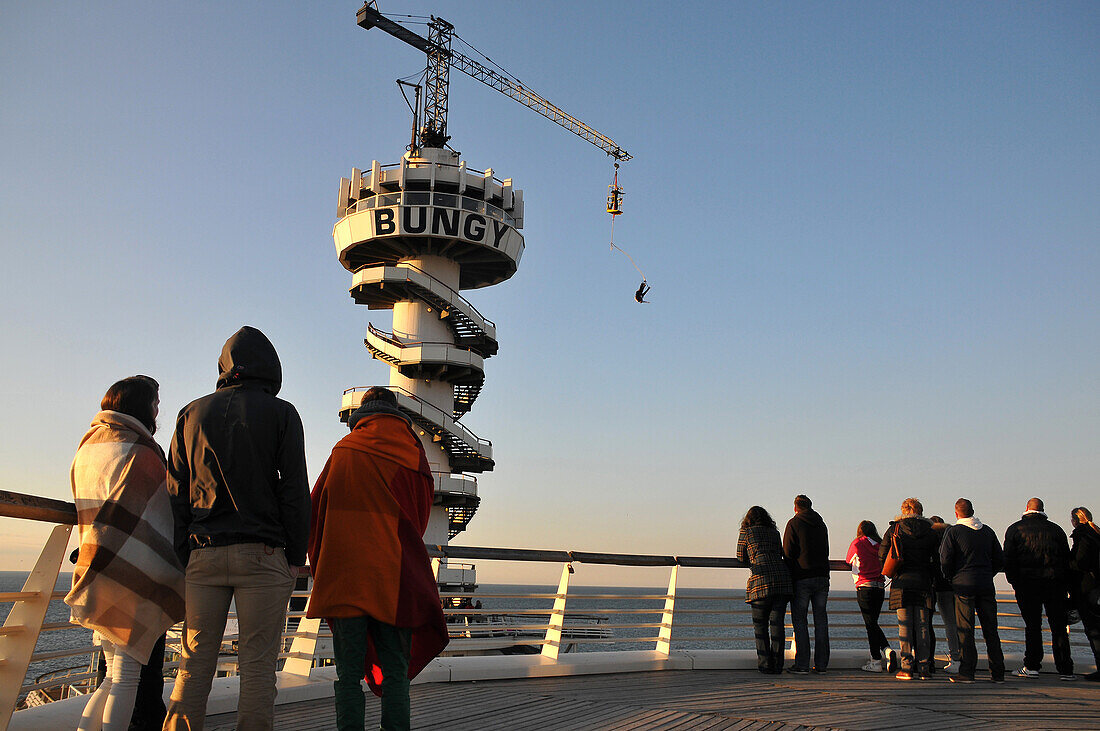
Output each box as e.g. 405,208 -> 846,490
63,327 -> 447,731
737,494 -> 1100,684
46,324 -> 1100,731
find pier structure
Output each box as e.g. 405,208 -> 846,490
332,146 -> 524,587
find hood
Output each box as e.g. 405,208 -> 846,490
897,516 -> 933,538
957,516 -> 984,531
216,326 -> 281,394
794,508 -> 825,528
348,398 -> 413,430
339,413 -> 425,472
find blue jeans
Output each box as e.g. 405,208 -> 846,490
932,590 -> 961,662
791,576 -> 830,671
956,592 -> 1005,681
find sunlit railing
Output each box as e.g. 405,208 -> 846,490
352,260 -> 496,332
340,386 -> 492,451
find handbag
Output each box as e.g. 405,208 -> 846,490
881,531 -> 902,579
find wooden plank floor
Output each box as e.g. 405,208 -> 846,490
207,670 -> 1100,730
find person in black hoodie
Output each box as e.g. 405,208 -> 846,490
164,326 -> 310,730
783,494 -> 830,674
939,497 -> 1005,684
1003,497 -> 1074,680
879,498 -> 938,680
1069,507 -> 1100,681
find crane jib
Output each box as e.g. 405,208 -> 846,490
355,2 -> 630,162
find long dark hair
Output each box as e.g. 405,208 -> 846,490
101,375 -> 159,435
856,520 -> 881,542
741,505 -> 775,531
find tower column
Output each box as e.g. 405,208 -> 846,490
334,146 -> 525,588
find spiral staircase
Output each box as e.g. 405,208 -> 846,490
333,147 -> 524,588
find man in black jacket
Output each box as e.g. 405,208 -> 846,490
1003,497 -> 1075,680
164,326 -> 310,729
783,494 -> 830,674
940,498 -> 1005,684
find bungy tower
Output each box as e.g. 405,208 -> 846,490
333,145 -> 524,593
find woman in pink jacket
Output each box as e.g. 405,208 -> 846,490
847,520 -> 897,672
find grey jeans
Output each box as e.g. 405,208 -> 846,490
897,604 -> 932,674
164,543 -> 296,731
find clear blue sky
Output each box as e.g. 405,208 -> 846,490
2,1 -> 1097,585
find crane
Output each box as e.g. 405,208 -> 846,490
356,2 -> 631,162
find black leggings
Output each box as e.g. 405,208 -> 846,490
856,586 -> 890,659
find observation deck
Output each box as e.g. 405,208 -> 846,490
4,490 -> 1097,731
334,156 -> 524,289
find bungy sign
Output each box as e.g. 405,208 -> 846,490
335,205 -> 523,261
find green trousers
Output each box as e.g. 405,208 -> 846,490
330,616 -> 412,731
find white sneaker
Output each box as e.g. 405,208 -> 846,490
1014,667 -> 1039,678
884,647 -> 899,673
861,659 -> 885,673
943,661 -> 960,675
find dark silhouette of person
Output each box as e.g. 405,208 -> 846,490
634,281 -> 650,303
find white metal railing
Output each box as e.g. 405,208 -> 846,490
344,191 -> 516,226
351,260 -> 497,332
340,386 -> 492,453
2,490 -> 1095,726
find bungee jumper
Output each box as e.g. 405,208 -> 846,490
607,163 -> 650,303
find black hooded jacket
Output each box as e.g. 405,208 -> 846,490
940,520 -> 1004,596
1002,512 -> 1070,587
1070,524 -> 1100,598
880,517 -> 939,608
167,327 -> 310,565
783,509 -> 830,581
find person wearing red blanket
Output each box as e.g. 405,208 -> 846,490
307,386 -> 448,731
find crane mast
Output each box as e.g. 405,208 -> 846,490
356,2 -> 631,161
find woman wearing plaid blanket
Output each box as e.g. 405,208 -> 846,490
66,376 -> 185,731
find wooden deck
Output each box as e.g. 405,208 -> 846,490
206,669 -> 1100,730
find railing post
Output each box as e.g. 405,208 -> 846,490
283,582 -> 322,678
655,565 -> 678,656
541,562 -> 572,659
0,523 -> 72,729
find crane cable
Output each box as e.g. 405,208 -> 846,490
607,163 -> 647,288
